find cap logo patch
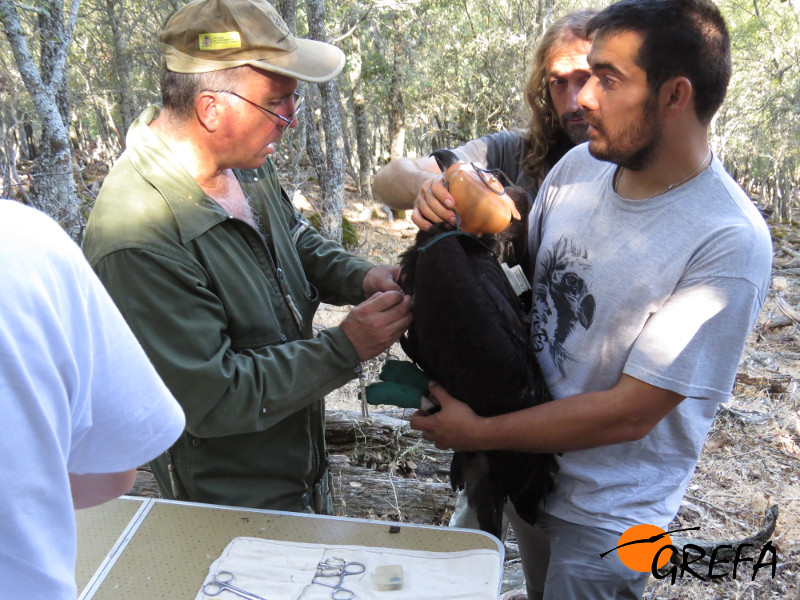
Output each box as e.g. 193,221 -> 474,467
198,32 -> 242,50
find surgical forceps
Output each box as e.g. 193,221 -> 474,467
202,570 -> 268,600
312,556 -> 366,599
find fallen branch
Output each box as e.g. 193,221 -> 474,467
326,409 -> 456,523
775,296 -> 800,326
760,314 -> 794,331
668,504 -> 779,567
717,404 -> 774,425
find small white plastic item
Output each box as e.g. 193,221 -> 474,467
373,564 -> 404,591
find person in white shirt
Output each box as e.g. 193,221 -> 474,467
0,200 -> 185,599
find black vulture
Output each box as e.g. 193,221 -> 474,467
398,150 -> 558,539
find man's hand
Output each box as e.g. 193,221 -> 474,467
362,265 -> 403,296
411,177 -> 458,231
409,382 -> 485,450
372,155 -> 458,231
341,291 -> 412,361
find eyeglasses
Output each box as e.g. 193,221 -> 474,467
214,90 -> 304,125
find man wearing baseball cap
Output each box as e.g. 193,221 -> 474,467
83,0 -> 411,514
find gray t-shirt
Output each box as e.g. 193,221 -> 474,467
528,144 -> 772,531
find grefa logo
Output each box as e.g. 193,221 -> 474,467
600,524 -> 777,584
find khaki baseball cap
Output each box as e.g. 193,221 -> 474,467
159,0 -> 345,83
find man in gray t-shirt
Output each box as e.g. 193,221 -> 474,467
410,1 -> 773,599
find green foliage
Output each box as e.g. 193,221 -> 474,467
1,0 -> 798,212
346,0 -> 592,158
712,0 -> 800,188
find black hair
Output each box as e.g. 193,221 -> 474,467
586,0 -> 731,124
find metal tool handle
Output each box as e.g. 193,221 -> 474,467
202,571 -> 267,600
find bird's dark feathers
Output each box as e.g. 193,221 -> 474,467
399,187 -> 557,538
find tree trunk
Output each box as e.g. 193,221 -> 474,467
20,119 -> 35,161
105,0 -> 136,144
304,87 -> 328,205
536,0 -> 556,35
0,0 -> 83,240
387,15 -> 405,161
274,0 -> 296,33
0,105 -> 32,203
274,0 -> 305,182
38,1 -> 70,127
306,0 -> 345,244
0,103 -> 14,198
340,109 -> 360,192
349,33 -> 373,203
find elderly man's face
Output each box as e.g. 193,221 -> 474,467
547,38 -> 592,145
220,68 -> 300,170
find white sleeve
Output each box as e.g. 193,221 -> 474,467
0,201 -> 184,476
453,137 -> 491,166
0,202 -> 181,598
64,233 -> 185,474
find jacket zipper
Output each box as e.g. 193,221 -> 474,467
234,216 -> 323,501
276,266 -> 304,331
235,217 -> 304,334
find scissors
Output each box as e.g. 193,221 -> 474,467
312,557 -> 366,600
202,570 -> 268,600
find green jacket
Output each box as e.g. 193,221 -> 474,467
82,106 -> 373,513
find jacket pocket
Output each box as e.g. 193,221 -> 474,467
313,461 -> 334,515
230,332 -> 287,351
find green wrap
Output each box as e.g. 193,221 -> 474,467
365,361 -> 431,409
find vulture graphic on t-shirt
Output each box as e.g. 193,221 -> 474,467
533,236 -> 596,377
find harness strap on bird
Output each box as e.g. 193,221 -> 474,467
417,212 -> 499,257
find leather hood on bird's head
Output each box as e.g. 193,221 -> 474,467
431,149 -> 521,235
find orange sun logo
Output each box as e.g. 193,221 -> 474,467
615,524 -> 675,572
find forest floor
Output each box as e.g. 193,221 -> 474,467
301,178 -> 800,600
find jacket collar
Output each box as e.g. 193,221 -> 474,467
126,106 -> 229,244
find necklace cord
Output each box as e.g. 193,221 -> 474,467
614,148 -> 712,199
